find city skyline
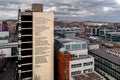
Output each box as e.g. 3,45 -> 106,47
0,0 -> 120,22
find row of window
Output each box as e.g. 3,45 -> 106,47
95,61 -> 120,79
83,62 -> 93,66
89,52 -> 120,79
95,67 -> 117,80
71,71 -> 81,76
83,68 -> 93,73
65,44 -> 87,50
111,36 -> 120,42
55,29 -> 74,32
94,55 -> 120,72
71,68 -> 93,76
71,54 -> 83,58
71,63 -> 82,68
71,62 -> 93,68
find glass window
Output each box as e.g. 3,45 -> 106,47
71,63 -> 82,68
83,68 -> 93,73
54,30 -> 57,32
71,71 -> 81,76
71,44 -> 81,50
83,62 -> 93,66
82,44 -> 87,48
66,45 -> 70,50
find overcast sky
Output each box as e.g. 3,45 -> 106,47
0,0 -> 120,22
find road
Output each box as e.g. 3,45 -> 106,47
0,62 -> 16,80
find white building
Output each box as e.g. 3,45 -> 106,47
55,37 -> 105,80
70,56 -> 94,80
54,26 -> 84,37
0,42 -> 18,58
0,31 -> 9,44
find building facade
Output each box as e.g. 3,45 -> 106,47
17,4 -> 54,80
55,37 -> 105,80
106,32 -> 120,42
99,27 -> 116,37
91,27 -> 117,37
55,26 -> 76,37
17,7 -> 33,80
89,49 -> 120,80
91,28 -> 100,36
54,26 -> 84,37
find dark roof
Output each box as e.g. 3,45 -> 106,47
89,49 -> 120,65
73,72 -> 104,80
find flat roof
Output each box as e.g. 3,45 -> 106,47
73,72 -> 104,80
20,12 -> 32,15
107,32 -> 120,35
89,49 -> 120,65
55,37 -> 86,44
110,48 -> 120,53
0,42 -> 18,49
71,55 -> 93,61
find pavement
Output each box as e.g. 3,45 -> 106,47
0,62 -> 16,80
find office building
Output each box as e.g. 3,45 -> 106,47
99,27 -> 116,37
89,49 -> 120,80
0,30 -> 18,58
91,28 -> 100,36
17,4 -> 54,80
55,26 -> 76,37
54,26 -> 84,37
6,20 -> 17,35
91,27 -> 117,37
55,36 -> 105,80
106,32 -> 120,42
0,31 -> 9,44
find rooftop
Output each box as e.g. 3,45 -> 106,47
106,48 -> 120,57
54,26 -> 81,30
73,72 -> 105,80
89,49 -> 120,65
55,37 -> 86,44
112,48 -> 120,53
107,32 -> 120,35
0,42 -> 18,49
71,55 -> 93,61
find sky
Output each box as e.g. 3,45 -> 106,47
0,0 -> 120,22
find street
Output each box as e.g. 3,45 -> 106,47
0,62 -> 16,80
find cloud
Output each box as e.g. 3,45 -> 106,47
0,0 -> 120,22
103,7 -> 114,12
0,10 -> 17,20
115,0 -> 120,5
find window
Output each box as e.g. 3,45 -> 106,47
71,71 -> 81,76
71,63 -> 82,68
55,30 -> 57,33
83,62 -> 93,66
82,44 -> 87,48
71,54 -> 77,58
66,45 -> 70,50
83,68 -> 93,73
71,44 -> 81,50
112,36 -> 117,41
12,47 -> 18,56
58,30 -> 61,32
